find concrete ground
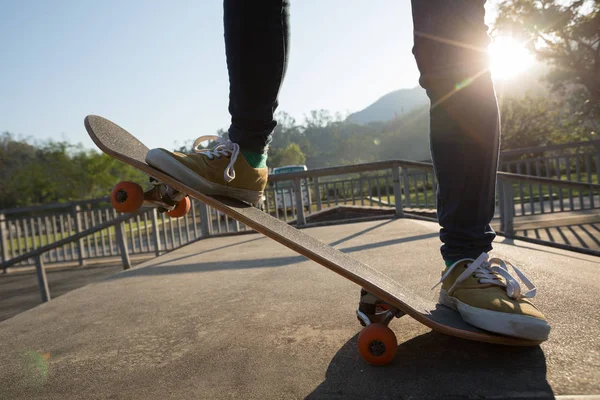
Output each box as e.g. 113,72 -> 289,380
0,218 -> 598,399
0,255 -> 152,323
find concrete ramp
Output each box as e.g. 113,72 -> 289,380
1,219 -> 598,399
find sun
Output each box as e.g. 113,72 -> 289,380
488,36 -> 535,80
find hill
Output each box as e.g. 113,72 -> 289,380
346,86 -> 429,124
346,61 -> 549,126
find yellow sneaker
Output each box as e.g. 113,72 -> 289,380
433,253 -> 550,341
146,136 -> 268,205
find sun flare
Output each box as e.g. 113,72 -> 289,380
489,37 -> 535,80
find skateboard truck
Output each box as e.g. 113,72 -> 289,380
111,179 -> 191,218
356,290 -> 406,327
144,178 -> 187,211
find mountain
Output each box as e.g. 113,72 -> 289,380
344,61 -> 552,162
378,104 -> 432,162
346,61 -> 549,126
346,86 -> 429,125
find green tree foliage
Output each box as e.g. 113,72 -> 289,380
0,132 -> 36,208
495,0 -> 600,124
267,110 -> 394,169
0,133 -> 146,209
273,143 -> 306,166
500,95 -> 560,151
498,93 -> 593,161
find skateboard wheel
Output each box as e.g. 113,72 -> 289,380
111,181 -> 144,213
167,196 -> 191,218
357,323 -> 397,366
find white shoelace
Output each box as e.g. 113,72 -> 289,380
192,135 -> 240,183
432,253 -> 537,300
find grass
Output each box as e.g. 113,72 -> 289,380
8,230 -> 76,251
5,218 -> 169,255
511,174 -> 599,203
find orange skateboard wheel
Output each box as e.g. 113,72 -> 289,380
357,323 -> 397,366
111,181 -> 144,213
167,196 -> 191,218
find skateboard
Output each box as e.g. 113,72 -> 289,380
85,115 -> 541,366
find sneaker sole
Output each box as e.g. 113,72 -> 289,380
146,148 -> 263,205
439,290 -> 550,341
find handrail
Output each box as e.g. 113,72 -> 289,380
0,209 -> 145,271
500,139 -> 600,157
3,159 -> 599,272
268,160 -> 432,182
4,158 -> 600,304
268,159 -> 600,191
498,171 -> 600,190
4,138 -> 599,215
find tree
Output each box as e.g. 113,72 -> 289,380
498,92 -> 598,164
0,134 -> 147,208
494,0 -> 600,124
0,132 -> 37,208
273,143 -> 306,167
499,95 -> 560,152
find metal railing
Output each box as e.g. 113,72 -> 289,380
499,140 -> 600,212
3,159 -> 600,265
2,159 -> 600,305
0,201 -> 208,267
3,139 -> 598,266
3,160 -> 600,268
3,158 -> 600,269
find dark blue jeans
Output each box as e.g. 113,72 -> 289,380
224,0 -> 499,261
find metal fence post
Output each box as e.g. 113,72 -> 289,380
294,178 -> 306,226
115,222 -> 131,270
199,202 -> 211,237
402,168 -> 411,208
35,255 -> 51,302
392,165 -> 404,217
500,180 -> 515,238
0,213 -> 8,268
72,205 -> 85,265
151,209 -> 162,256
313,177 -> 322,211
358,174 -> 364,205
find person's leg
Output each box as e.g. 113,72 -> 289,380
146,0 -> 290,205
411,0 -> 498,262
225,0 -> 290,157
409,0 -> 549,341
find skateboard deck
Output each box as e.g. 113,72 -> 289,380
85,115 -> 541,359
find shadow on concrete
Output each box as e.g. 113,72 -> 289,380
106,232 -> 441,280
517,223 -> 600,252
306,331 -> 552,400
499,237 -> 600,264
329,219 -> 396,247
579,224 -> 600,247
0,262 -> 125,322
140,221 -> 406,271
105,256 -> 307,279
339,232 -> 438,254
141,236 -> 266,268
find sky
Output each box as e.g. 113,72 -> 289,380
0,1 -> 498,150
